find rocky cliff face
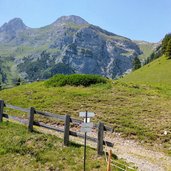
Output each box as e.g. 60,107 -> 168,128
60,25 -> 141,78
0,15 -> 142,82
0,18 -> 27,43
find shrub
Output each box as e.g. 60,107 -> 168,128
45,74 -> 108,87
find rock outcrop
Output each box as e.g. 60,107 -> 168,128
0,15 -> 142,81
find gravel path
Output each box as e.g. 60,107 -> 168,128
105,133 -> 171,171
37,124 -> 171,171
7,117 -> 171,171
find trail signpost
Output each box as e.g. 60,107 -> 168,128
79,112 -> 95,118
79,111 -> 95,171
80,122 -> 93,132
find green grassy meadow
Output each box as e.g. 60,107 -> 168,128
1,54 -> 171,158
122,56 -> 171,85
0,121 -> 134,171
0,77 -> 171,156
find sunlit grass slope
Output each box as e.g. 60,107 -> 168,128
0,79 -> 171,155
122,56 -> 171,85
1,121 -> 130,171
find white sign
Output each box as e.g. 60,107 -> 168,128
79,112 -> 95,118
80,127 -> 92,133
84,118 -> 90,123
80,122 -> 93,132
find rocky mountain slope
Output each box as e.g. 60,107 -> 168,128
133,40 -> 160,62
0,15 -> 143,82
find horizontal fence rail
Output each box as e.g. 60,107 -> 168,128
3,113 -> 28,124
35,110 -> 66,121
6,104 -> 30,113
0,100 -> 114,155
34,121 -> 65,133
5,103 -> 114,132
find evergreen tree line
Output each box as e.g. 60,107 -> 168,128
18,51 -> 74,81
144,33 -> 171,66
143,45 -> 162,65
161,33 -> 171,59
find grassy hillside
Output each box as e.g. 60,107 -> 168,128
121,56 -> 171,85
0,79 -> 171,156
134,41 -> 157,61
0,121 -> 134,171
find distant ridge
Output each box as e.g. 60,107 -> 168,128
0,15 -> 143,82
52,15 -> 89,26
0,18 -> 27,32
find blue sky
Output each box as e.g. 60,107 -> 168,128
0,0 -> 171,42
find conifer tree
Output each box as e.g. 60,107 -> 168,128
165,39 -> 171,59
16,77 -> 21,86
133,57 -> 141,70
162,34 -> 171,54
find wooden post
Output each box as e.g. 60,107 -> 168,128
28,107 -> 35,132
107,150 -> 112,171
97,122 -> 104,155
0,100 -> 4,122
64,114 -> 70,146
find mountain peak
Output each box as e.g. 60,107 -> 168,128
0,18 -> 27,32
53,15 -> 89,26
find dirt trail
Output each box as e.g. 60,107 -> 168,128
105,133 -> 171,171
7,118 -> 171,171
37,124 -> 171,171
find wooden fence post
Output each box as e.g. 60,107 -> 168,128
64,114 -> 70,146
28,107 -> 35,132
107,150 -> 112,171
0,100 -> 4,122
97,122 -> 104,155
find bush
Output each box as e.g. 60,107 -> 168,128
45,74 -> 108,87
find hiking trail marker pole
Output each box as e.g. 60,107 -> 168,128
79,111 -> 95,171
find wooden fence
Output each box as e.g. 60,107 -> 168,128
0,100 -> 113,155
